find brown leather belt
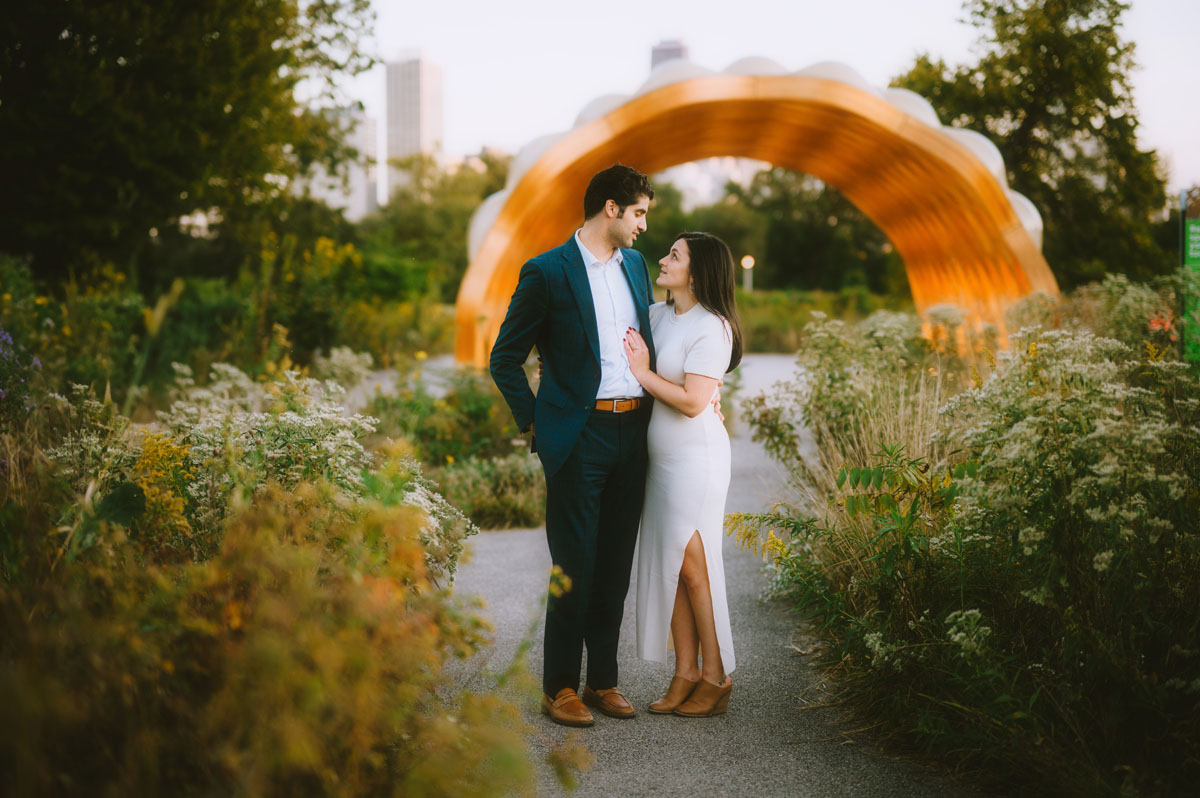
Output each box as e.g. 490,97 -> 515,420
594,398 -> 643,413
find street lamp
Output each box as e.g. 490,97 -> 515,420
740,255 -> 755,292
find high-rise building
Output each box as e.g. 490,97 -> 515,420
385,53 -> 443,200
295,108 -> 377,221
646,41 -> 765,209
651,39 -> 688,70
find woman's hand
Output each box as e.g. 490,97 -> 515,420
623,327 -> 651,377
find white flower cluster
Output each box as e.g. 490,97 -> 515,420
936,326 -> 1199,596
158,365 -> 378,525
944,608 -> 992,659
389,457 -> 477,581
46,384 -> 135,496
860,310 -> 923,361
312,346 -> 375,389
863,630 -> 904,672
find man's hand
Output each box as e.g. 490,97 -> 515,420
711,388 -> 724,422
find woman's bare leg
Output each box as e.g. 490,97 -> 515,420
669,579 -> 701,680
678,531 -> 724,684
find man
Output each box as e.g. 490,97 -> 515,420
490,164 -> 656,727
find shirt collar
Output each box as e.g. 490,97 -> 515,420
574,229 -> 623,268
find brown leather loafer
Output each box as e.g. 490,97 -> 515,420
541,688 -> 594,727
581,685 -> 637,719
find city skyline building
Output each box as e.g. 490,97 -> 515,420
385,52 -> 443,201
294,108 -> 377,221
647,39 -> 762,208
650,39 -> 689,70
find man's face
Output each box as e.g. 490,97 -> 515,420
607,194 -> 650,249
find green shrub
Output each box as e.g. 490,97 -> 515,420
1005,271 -> 1196,357
436,451 -> 546,530
149,277 -> 254,388
41,363 -> 477,579
0,482 -> 535,797
0,257 -> 146,402
334,298 -> 456,367
311,346 -> 374,388
368,367 -> 520,467
0,326 -> 40,434
0,353 -> 563,796
735,282 -> 1200,795
735,287 -> 911,353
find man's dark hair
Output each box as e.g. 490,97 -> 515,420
583,164 -> 654,219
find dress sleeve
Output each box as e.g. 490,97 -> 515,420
683,314 -> 732,379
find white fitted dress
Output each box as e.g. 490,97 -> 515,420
636,301 -> 735,673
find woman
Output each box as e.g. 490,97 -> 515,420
622,231 -> 743,717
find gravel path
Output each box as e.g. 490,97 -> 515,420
448,354 -> 976,797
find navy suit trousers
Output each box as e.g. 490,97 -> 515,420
542,405 -> 649,696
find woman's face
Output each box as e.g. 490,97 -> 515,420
656,239 -> 691,293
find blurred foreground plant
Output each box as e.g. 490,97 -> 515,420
0,481 -> 537,797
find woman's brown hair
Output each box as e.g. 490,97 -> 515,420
666,232 -> 743,372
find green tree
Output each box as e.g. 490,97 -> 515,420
689,193 -> 767,276
357,153 -> 512,302
724,169 -> 905,294
0,0 -> 374,286
634,182 -> 690,272
894,0 -> 1169,289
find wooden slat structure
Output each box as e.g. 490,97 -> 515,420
455,74 -> 1059,366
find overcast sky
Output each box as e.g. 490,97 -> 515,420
346,0 -> 1198,197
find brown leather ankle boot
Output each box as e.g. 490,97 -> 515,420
673,675 -> 732,717
648,676 -> 700,714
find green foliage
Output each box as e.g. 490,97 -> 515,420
436,452 -> 547,530
359,153 -> 512,303
736,277 -> 1200,794
893,0 -> 1170,289
0,481 -> 535,797
741,308 -> 967,469
0,256 -> 147,401
332,298 -> 457,367
735,289 -> 913,353
0,1 -> 375,282
0,339 -> 592,796
1006,271 -> 1197,357
724,169 -> 908,294
37,360 -> 477,579
635,169 -> 907,296
0,325 -> 39,433
367,367 -> 520,468
312,346 -> 374,388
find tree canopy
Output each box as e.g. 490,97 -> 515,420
0,0 -> 374,284
894,0 -> 1170,289
356,152 -> 512,302
635,170 -> 906,296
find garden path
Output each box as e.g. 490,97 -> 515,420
448,354 -> 979,798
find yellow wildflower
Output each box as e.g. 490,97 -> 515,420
548,564 -> 573,598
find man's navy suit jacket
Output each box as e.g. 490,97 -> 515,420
489,236 -> 657,478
